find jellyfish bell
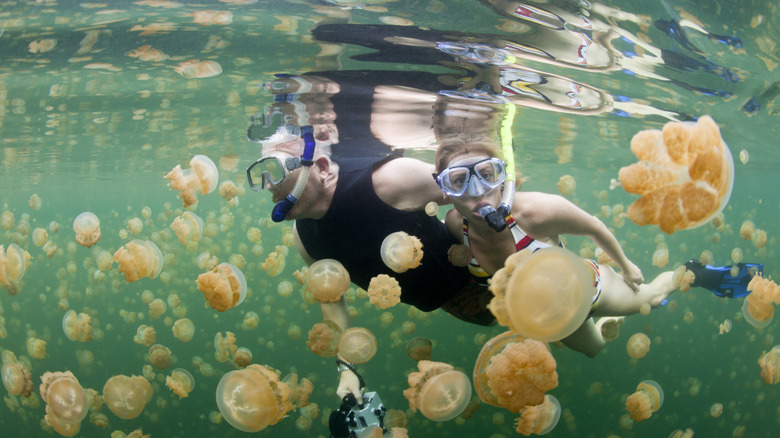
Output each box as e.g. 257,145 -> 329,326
406,337 -> 433,362
172,318 -> 195,342
113,240 -> 164,283
2,361 -> 33,397
73,212 -> 101,248
626,333 -> 651,359
166,368 -> 195,399
166,154 -> 219,207
197,262 -> 247,312
1,243 -> 31,295
491,247 -> 594,342
62,310 -> 92,342
103,375 -> 152,420
215,364 -> 293,433
170,211 -> 204,246
306,259 -> 351,303
338,327 -> 377,364
42,374 -> 89,425
758,345 -> 780,384
625,380 -> 663,422
306,320 -> 342,357
514,394 -> 562,436
380,231 -> 424,274
403,360 -> 471,422
367,274 -> 402,309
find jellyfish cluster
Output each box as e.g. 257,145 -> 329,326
618,116 -> 734,234
402,360 -> 472,422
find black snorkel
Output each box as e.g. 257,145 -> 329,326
271,125 -> 316,222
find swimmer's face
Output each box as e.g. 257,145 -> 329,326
443,153 -> 503,219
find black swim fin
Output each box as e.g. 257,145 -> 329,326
684,260 -> 763,298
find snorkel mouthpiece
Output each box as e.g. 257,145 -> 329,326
477,204 -> 507,232
271,126 -> 316,222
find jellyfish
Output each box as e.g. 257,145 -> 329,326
103,375 -> 153,420
556,175 -> 576,196
62,310 -> 92,342
32,227 -> 48,247
626,333 -> 651,359
170,211 -> 204,246
215,364 -> 293,432
402,360 -> 472,422
447,244 -> 470,267
113,240 -> 164,283
488,247 -> 594,342
1,361 -> 33,397
234,347 -> 253,368
197,262 -> 247,312
625,380 -> 663,422
242,311 -> 260,330
191,10 -> 233,25
742,276 -> 780,329
306,320 -> 342,357
406,337 -> 433,362
618,116 -> 734,233
133,325 -> 156,347
710,402 -> 724,418
214,331 -> 238,363
39,371 -> 89,426
27,336 -> 47,359
148,298 -> 167,320
166,368 -> 195,398
166,154 -> 219,207
172,318 -> 195,342
0,243 -> 32,295
219,180 -> 239,204
367,274 -> 402,309
174,60 -> 223,79
149,344 -> 171,370
338,327 -> 378,364
306,259 -> 351,303
652,246 -> 669,268
514,394 -> 561,436
0,210 -> 13,231
380,231 -> 424,274
283,373 -> 313,408
261,246 -> 286,277
73,212 -> 101,248
127,217 -> 143,236
758,346 -> 780,384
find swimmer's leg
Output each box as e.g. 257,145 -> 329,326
561,318 -> 605,358
594,265 -> 677,316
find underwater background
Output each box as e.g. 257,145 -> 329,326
0,0 -> 778,437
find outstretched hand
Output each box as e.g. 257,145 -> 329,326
337,369 -> 363,405
622,261 -> 644,292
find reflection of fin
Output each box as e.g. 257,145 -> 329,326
685,261 -> 763,298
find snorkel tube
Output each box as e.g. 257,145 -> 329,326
271,125 -> 316,222
479,99 -> 517,232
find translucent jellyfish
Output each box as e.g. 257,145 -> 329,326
103,375 -> 153,420
758,346 -> 780,384
242,312 -> 260,330
234,347 -> 253,367
215,364 -> 293,432
149,344 -> 171,370
406,337 -> 433,362
166,154 -> 219,207
32,227 -> 48,247
214,331 -> 238,363
127,217 -> 143,236
39,371 -> 89,426
380,231 -> 424,274
626,333 -> 651,359
709,402 -> 723,418
652,246 -> 669,268
618,116 -> 734,233
1,361 -> 33,397
0,210 -> 13,230
172,318 -> 195,342
62,310 -> 93,342
283,373 -> 313,408
73,212 -> 101,248
514,394 -> 561,436
367,274 -> 402,309
261,246 -> 287,277
113,240 -> 164,283
170,211 -> 204,245
488,247 -> 594,342
27,336 -> 47,359
625,380 -> 663,422
402,360 -> 472,422
740,220 -> 755,240
306,320 -> 342,357
191,10 -> 233,25
0,243 -> 32,295
338,327 -> 378,364
556,175 -> 576,196
219,180 -> 239,203
306,259 -> 351,303
166,368 -> 195,398
133,325 -> 156,347
742,276 -> 780,329
148,298 -> 167,319
197,262 -> 247,312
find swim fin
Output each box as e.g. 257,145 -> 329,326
684,260 -> 763,298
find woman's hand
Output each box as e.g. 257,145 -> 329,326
337,369 -> 363,405
621,261 -> 644,292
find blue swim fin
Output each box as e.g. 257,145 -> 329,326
685,261 -> 763,298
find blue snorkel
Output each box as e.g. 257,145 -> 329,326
271,125 -> 316,222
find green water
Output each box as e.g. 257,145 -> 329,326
1,0 -> 778,437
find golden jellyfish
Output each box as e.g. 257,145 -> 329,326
215,364 -> 293,432
62,310 -> 93,342
2,361 -> 33,397
73,212 -> 101,248
166,368 -> 195,398
234,347 -> 253,367
103,375 -> 153,420
742,276 -> 780,329
261,246 -> 287,277
173,59 -> 223,79
197,262 -> 247,312
173,318 -> 195,342
514,394 -> 562,436
149,344 -> 172,370
338,327 -> 378,364
27,336 -> 47,359
0,210 -> 13,230
367,274 -> 402,309
488,247 -> 594,342
113,239 -> 164,283
191,10 -> 234,25
133,325 -> 156,347
127,217 -> 143,236
170,211 -> 204,245
406,337 -> 433,362
277,280 -> 294,297
282,373 -> 313,409
625,380 -> 663,422
166,154 -> 219,207
0,243 -> 32,295
425,202 -> 439,216
626,333 -> 651,359
758,346 -> 780,384
740,220 -> 755,240
618,116 -> 734,233
219,180 -> 239,203
556,174 -> 576,196
710,402 -> 723,418
39,371 -> 89,427
380,231 -> 423,274
306,259 -> 351,303
32,227 -> 48,247
149,298 -> 167,319
402,360 -> 472,422
242,311 -> 260,330
306,320 -> 342,357
448,244 -> 471,267
652,246 -> 669,268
